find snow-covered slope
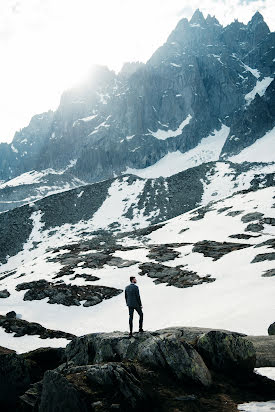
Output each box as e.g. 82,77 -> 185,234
125,125 -> 230,178
0,166 -> 85,213
229,126 -> 275,163
0,184 -> 274,353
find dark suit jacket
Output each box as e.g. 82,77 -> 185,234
125,283 -> 142,307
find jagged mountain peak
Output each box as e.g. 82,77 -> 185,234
205,14 -> 220,26
190,9 -> 206,25
249,11 -> 264,24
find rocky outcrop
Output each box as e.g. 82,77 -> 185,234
0,314 -> 75,340
0,289 -> 10,298
268,322 -> 275,335
196,330 -> 256,373
15,279 -> 122,307
251,252 -> 275,263
192,241 -> 251,260
0,326 -> 274,411
245,335 -> 275,367
0,346 -> 32,409
138,262 -> 214,287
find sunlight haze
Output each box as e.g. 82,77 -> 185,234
0,0 -> 274,143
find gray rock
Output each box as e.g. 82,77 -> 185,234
252,253 -> 275,263
0,289 -> 10,298
192,240 -> 251,260
0,348 -> 31,408
245,223 -> 264,232
197,330 -> 256,373
241,212 -> 264,223
139,262 -> 214,287
262,269 -> 275,277
6,311 -> 16,318
15,279 -> 122,307
268,322 -> 275,335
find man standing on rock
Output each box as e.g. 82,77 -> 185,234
125,276 -> 144,337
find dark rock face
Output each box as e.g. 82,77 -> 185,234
65,330 -> 211,387
0,289 -> 10,298
15,279 -> 122,307
138,262 -> 214,287
0,326 -> 273,411
251,252 -> 275,263
262,269 -> 275,277
245,222 -> 264,232
268,322 -> 275,335
0,349 -> 31,409
197,330 -> 256,374
241,212 -> 264,223
6,310 -> 16,318
147,245 -> 182,262
192,240 -> 251,260
0,11 -> 273,186
0,314 -> 75,340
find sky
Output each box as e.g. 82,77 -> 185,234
0,0 -> 274,143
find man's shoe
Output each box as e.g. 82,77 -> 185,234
129,332 -> 133,338
139,329 -> 144,333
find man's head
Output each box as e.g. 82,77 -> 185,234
130,276 -> 137,283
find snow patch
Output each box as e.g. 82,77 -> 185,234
242,63 -> 260,78
245,77 -> 273,104
148,115 -> 192,141
125,125 -> 230,178
229,126 -> 275,163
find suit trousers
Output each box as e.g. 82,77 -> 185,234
128,306 -> 143,333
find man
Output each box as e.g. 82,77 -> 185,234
125,276 -> 144,337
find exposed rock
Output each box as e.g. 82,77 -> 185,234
262,217 -> 275,226
139,262 -> 214,287
229,233 -> 261,240
262,268 -> 275,277
192,240 -> 251,260
69,273 -> 100,282
245,223 -> 264,232
0,349 -> 31,409
251,252 -> 275,263
147,245 -> 181,262
268,322 -> 275,335
245,335 -> 275,367
6,311 -> 17,318
66,330 -> 211,387
29,362 -> 152,412
241,212 -> 264,223
0,314 -> 75,340
197,330 -> 256,374
226,210 -> 243,217
255,238 -> 275,249
0,289 -> 10,298
15,279 -> 122,306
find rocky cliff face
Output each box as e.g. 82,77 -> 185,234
0,10 -> 274,184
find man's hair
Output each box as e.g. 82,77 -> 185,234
130,276 -> 135,282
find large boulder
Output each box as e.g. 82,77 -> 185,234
268,322 -> 275,335
0,347 -> 31,409
196,330 -> 256,374
66,330 -> 212,387
137,334 -> 212,386
36,363 -> 151,412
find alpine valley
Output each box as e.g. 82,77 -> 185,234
0,9 -> 275,412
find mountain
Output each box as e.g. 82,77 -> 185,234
0,10 -> 274,185
0,182 -> 274,353
0,9 -> 274,357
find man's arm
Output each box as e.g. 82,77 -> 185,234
135,286 -> 142,307
125,288 -> 128,305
